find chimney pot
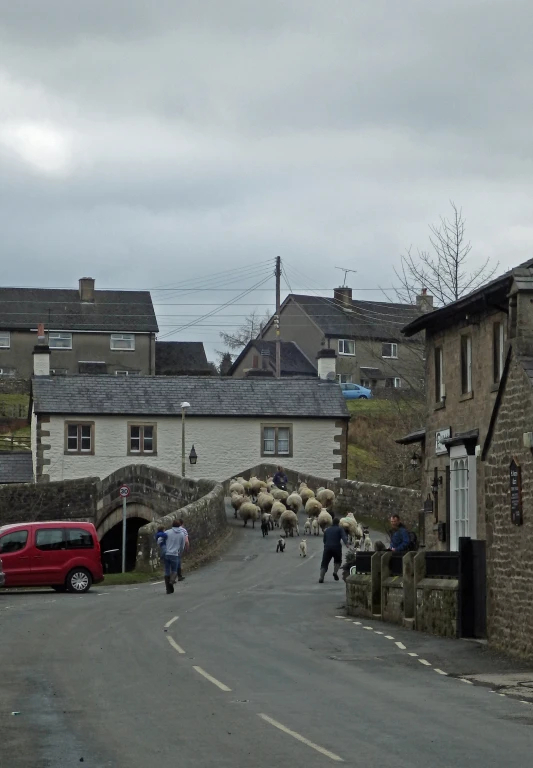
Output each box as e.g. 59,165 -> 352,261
79,277 -> 95,302
316,348 -> 337,380
333,286 -> 353,309
32,344 -> 51,376
416,289 -> 434,314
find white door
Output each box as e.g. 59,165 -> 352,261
450,456 -> 469,550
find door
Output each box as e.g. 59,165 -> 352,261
31,528 -> 68,584
450,457 -> 469,551
0,529 -> 32,586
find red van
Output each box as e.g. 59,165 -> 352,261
0,522 -> 104,593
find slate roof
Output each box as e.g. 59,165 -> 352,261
227,340 -> 317,377
155,342 -> 212,375
288,295 -> 419,342
395,429 -> 426,445
360,366 -> 385,379
0,452 -> 33,484
0,287 -> 158,333
31,376 -> 349,419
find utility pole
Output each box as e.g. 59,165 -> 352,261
275,256 -> 281,378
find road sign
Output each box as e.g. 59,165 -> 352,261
119,485 -> 130,498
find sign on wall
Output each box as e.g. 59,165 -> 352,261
510,458 -> 523,526
435,427 -> 451,455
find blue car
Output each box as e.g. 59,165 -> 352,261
340,382 -> 372,400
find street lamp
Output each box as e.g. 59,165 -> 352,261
189,445 -> 197,465
410,452 -> 421,469
180,401 -> 191,477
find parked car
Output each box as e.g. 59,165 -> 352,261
0,522 -> 104,593
0,555 -> 4,587
340,382 -> 372,400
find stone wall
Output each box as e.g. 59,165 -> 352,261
0,476 -> 98,526
484,350 -> 533,658
345,575 -> 373,618
0,379 -> 30,395
415,579 -> 459,638
235,463 -> 421,529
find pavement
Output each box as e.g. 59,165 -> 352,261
1,510 -> 533,767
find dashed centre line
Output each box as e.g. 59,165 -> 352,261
166,636 -> 186,655
408,652 -> 418,657
395,642 -> 407,650
434,669 -> 448,676
258,714 -> 343,762
164,616 -> 179,629
418,659 -> 431,666
193,666 -> 232,692
384,635 -> 395,640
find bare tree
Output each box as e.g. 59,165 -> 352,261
394,202 -> 498,306
219,309 -> 271,351
218,352 -> 233,376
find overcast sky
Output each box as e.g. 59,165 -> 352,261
1,1 -> 532,359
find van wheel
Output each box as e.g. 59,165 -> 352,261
52,585 -> 67,592
66,568 -> 92,593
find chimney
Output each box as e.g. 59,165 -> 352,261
416,288 -> 434,314
316,348 -> 337,380
333,286 -> 353,309
79,277 -> 95,303
32,339 -> 51,377
260,347 -> 271,370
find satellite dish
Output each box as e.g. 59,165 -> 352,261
326,371 -> 336,381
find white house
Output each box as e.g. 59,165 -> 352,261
30,345 -> 349,483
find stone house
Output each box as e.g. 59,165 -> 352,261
0,277 -> 158,380
227,340 -> 317,378
400,260 -> 533,554
30,344 -> 349,483
259,288 -> 429,390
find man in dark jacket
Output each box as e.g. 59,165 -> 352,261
389,514 -> 410,552
273,466 -> 288,489
319,518 -> 350,583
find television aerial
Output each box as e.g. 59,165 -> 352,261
335,266 -> 357,287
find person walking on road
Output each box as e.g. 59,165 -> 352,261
273,465 -> 288,489
162,520 -> 185,594
319,517 -> 350,583
388,514 -> 410,552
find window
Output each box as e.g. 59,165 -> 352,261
0,367 -> 15,377
128,424 -> 156,455
338,339 -> 355,356
460,335 -> 472,394
261,424 -> 292,457
65,422 -> 94,454
434,347 -> 444,402
0,331 -> 10,348
49,332 -> 72,349
66,528 -> 94,549
115,370 -> 140,376
36,528 -> 65,551
110,333 -> 135,351
493,322 -> 505,384
361,379 -> 370,388
51,368 -> 68,375
382,342 -> 398,358
0,530 -> 28,554
451,457 -> 469,551
385,377 -> 401,388
337,374 -> 353,384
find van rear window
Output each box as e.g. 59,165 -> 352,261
66,529 -> 94,549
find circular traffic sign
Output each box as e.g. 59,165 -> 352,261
119,485 -> 130,498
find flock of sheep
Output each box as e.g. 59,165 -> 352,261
229,476 -> 374,551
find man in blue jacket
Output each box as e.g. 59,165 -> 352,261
389,514 -> 410,552
319,518 -> 351,583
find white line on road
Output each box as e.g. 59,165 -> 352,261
166,636 -> 186,655
418,659 -> 431,666
385,635 -> 395,640
363,626 -> 373,630
352,621 -> 362,625
459,678 -> 473,684
164,616 -> 179,629
258,714 -> 343,762
408,652 -> 418,657
335,616 -> 346,620
395,642 -> 406,650
151,581 -> 164,585
434,669 -> 448,675
374,631 -> 384,635
193,666 -> 232,692
125,588 -> 140,591
295,553 -> 316,569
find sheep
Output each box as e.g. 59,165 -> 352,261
317,510 -> 333,532
303,518 -> 312,535
261,513 -> 270,537
257,492 -> 275,513
239,502 -> 260,528
279,509 -> 299,538
339,516 -> 359,545
311,518 -> 320,536
360,526 -> 373,551
272,488 -> 289,504
299,539 -> 308,557
305,498 -> 322,519
230,492 -> 246,519
287,492 -> 303,513
316,488 -> 335,510
229,481 -> 245,496
237,477 -> 252,495
271,501 -> 286,527
345,512 -> 363,540
300,487 -> 315,504
250,477 -> 267,497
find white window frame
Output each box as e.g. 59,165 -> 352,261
261,424 -> 292,457
385,377 -> 401,388
449,448 -> 476,551
110,333 -> 135,351
115,370 -> 140,376
337,374 -> 353,384
435,347 -> 444,402
0,367 -> 15,377
338,339 -> 355,356
0,331 -> 10,349
382,342 -> 398,359
49,332 -> 72,349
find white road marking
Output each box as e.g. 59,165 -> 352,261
193,666 -> 232,692
395,642 -> 406,650
125,588 -> 140,591
408,652 -> 418,657
258,714 -> 343,762
151,581 -> 164,585
418,659 -> 431,666
335,616 -> 346,619
385,635 -> 395,640
295,553 -> 316,569
166,636 -> 186,655
164,616 -> 179,629
497,693 -> 506,697
352,621 -> 362,625
374,631 -> 384,635
519,700 -> 531,705
363,626 -> 373,630
459,678 -> 473,684
434,669 -> 448,675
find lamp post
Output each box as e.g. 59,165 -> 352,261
180,401 -> 191,477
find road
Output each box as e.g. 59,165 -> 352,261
1,512 -> 533,767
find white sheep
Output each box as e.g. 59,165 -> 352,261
311,518 -> 320,536
237,477 -> 252,494
317,510 -> 333,532
300,487 -> 315,504
272,488 -> 289,504
345,512 -> 363,540
250,477 -> 267,497
340,516 -> 359,545
271,501 -> 286,526
239,502 -> 260,528
231,492 -> 246,519
305,498 -> 322,519
257,492 -> 275,513
316,488 -> 335,510
279,509 -> 299,537
287,492 -> 303,513
299,539 -> 308,557
303,518 -> 312,535
229,481 -> 245,496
